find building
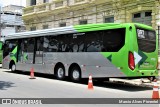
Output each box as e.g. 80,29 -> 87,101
23,0 -> 160,31
0,5 -> 25,39
23,0 -> 160,54
2,5 -> 24,13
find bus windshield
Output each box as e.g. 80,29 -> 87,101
136,28 -> 156,52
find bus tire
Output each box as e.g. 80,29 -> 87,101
11,63 -> 16,72
70,66 -> 81,82
55,65 -> 65,80
148,76 -> 155,82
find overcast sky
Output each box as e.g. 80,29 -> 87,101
0,0 -> 26,7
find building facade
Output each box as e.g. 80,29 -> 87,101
2,5 -> 24,13
0,5 -> 25,40
23,0 -> 160,31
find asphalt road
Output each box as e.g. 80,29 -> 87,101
0,68 -> 159,107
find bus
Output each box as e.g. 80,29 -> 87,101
0,41 -> 3,63
2,23 -> 158,82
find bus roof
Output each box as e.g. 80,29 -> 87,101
5,23 -> 153,40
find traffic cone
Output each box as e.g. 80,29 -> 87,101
88,74 -> 93,90
29,67 -> 36,79
152,80 -> 159,99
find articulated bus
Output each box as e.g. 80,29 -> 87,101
2,23 -> 158,82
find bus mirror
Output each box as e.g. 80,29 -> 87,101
0,41 -> 3,50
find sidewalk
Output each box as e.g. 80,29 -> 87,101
109,67 -> 160,87
110,78 -> 160,88
110,70 -> 160,87
110,69 -> 160,87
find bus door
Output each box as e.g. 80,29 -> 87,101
19,38 -> 35,64
3,40 -> 18,69
35,37 -> 43,64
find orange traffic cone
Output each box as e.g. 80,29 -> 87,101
29,67 -> 36,79
152,80 -> 159,99
88,74 -> 93,90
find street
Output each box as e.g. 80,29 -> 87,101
0,68 -> 154,98
0,68 -> 159,107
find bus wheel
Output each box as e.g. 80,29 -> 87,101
148,76 -> 155,82
70,67 -> 81,82
11,63 -> 16,72
56,66 -> 65,80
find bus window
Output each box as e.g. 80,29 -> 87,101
3,40 -> 18,58
22,38 -> 35,53
136,28 -> 156,52
103,28 -> 125,52
85,31 -> 103,52
71,33 -> 85,52
44,36 -> 58,52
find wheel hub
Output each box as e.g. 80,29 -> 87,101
57,68 -> 64,78
12,65 -> 16,71
73,70 -> 79,79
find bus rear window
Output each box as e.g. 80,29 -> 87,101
136,28 -> 156,52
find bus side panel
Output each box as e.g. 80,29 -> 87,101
2,55 -> 10,69
15,52 -> 126,78
41,52 -> 126,78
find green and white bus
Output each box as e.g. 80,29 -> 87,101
2,23 -> 158,81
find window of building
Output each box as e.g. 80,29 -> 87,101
43,0 -> 49,3
75,0 -> 85,3
133,13 -> 141,18
59,22 -> 66,27
132,11 -> 152,26
6,25 -> 14,27
145,12 -> 152,17
31,0 -> 36,6
43,25 -> 48,29
79,20 -> 88,25
55,1 -> 63,8
30,26 -> 36,31
104,16 -> 114,23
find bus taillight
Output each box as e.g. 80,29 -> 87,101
128,52 -> 135,70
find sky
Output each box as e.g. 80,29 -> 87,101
0,0 -> 26,7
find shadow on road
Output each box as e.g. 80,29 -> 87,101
3,70 -> 152,92
93,81 -> 152,92
0,81 -> 15,90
